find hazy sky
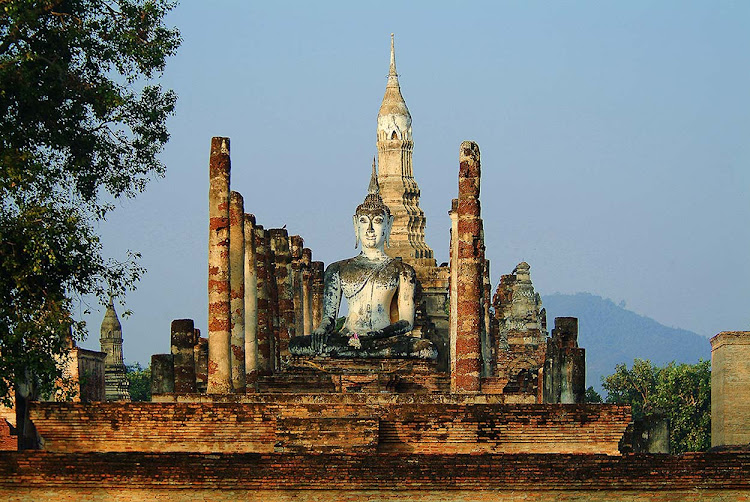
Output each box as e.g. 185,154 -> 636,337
78,1 -> 750,365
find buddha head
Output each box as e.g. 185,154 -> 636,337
354,160 -> 394,250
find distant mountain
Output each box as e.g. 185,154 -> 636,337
541,293 -> 710,394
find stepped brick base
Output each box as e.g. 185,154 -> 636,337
258,357 -> 449,393
30,399 -> 630,455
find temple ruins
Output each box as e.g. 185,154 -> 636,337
1,35 -> 748,501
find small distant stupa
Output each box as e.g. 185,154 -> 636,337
99,298 -> 130,401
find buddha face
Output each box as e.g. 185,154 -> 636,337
354,209 -> 391,250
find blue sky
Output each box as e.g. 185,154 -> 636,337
79,1 -> 750,365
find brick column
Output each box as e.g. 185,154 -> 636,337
711,331 -> 750,447
301,248 -> 313,335
270,229 -> 294,361
481,258 -> 493,378
244,214 -> 258,388
453,141 -> 483,393
267,234 -> 280,371
150,354 -> 174,396
543,317 -> 585,404
558,318 -> 585,403
448,198 -> 459,385
229,191 -> 246,393
311,261 -> 325,329
253,226 -> 272,375
289,235 -> 305,340
171,319 -> 197,394
194,332 -> 208,393
207,137 -> 232,394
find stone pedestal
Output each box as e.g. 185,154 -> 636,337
266,358 -> 448,394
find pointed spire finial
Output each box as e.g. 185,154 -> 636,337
368,156 -> 379,195
389,33 -> 397,77
356,157 -> 390,217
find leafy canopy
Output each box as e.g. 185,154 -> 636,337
584,386 -> 603,403
603,358 -> 711,453
0,0 -> 180,405
125,362 -> 150,401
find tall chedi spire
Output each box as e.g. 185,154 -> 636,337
376,34 -> 434,263
99,297 -> 130,401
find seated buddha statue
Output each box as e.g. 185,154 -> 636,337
289,162 -> 436,359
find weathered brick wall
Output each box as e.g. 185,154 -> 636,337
0,419 -> 16,450
31,402 -> 275,453
2,488 -> 749,502
30,400 -> 630,455
0,451 -> 748,501
378,403 -> 629,454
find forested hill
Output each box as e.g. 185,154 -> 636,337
541,293 -> 710,393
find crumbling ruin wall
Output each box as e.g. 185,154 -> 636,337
491,262 -> 548,401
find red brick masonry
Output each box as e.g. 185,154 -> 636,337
30,401 -> 630,455
0,450 -> 748,492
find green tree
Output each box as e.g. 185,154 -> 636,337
0,0 -> 179,449
584,386 -> 603,403
602,358 -> 711,453
125,362 -> 150,401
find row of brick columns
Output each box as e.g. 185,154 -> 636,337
203,136 -> 503,396
146,136 -> 592,399
205,136 -> 324,394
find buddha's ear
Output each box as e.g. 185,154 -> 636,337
353,214 -> 360,249
385,214 -> 395,248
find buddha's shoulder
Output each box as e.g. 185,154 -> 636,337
325,256 -> 415,275
324,257 -> 359,276
388,258 -> 416,277
326,257 -> 357,269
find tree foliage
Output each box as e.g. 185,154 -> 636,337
125,362 -> 150,401
0,0 -> 180,409
584,386 -> 603,403
602,358 -> 711,453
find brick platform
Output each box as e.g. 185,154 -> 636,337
0,451 -> 748,501
259,358 -> 449,393
30,399 -> 630,455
